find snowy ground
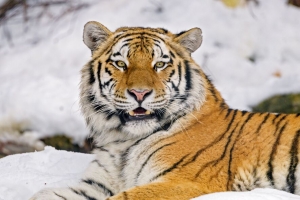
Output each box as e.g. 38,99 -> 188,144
1,0 -> 300,199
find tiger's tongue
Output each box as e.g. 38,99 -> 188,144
129,107 -> 151,116
134,107 -> 146,114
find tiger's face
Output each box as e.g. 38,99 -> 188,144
81,22 -> 205,137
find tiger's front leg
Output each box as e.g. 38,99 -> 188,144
30,154 -> 117,200
107,181 -> 205,200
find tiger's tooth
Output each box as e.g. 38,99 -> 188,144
145,110 -> 151,115
129,111 -> 135,116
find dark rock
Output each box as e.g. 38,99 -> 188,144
252,93 -> 300,114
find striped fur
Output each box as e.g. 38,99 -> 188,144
30,22 -> 300,200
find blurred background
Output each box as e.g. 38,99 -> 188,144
0,0 -> 300,157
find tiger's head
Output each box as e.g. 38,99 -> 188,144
80,21 -> 206,139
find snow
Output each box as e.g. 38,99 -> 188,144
0,0 -> 300,199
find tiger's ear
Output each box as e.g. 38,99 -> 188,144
174,28 -> 202,53
83,21 -> 112,52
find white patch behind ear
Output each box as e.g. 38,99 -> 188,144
175,28 -> 202,53
83,21 -> 112,51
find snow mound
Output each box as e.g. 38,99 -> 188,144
193,188 -> 300,200
0,147 -> 94,200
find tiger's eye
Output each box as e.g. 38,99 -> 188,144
116,61 -> 127,69
155,61 -> 165,69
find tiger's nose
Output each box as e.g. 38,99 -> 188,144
128,89 -> 152,102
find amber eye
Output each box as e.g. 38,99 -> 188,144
115,60 -> 127,70
154,61 -> 165,69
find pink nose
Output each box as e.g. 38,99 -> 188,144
129,89 -> 151,101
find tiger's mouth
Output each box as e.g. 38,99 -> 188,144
122,107 -> 156,122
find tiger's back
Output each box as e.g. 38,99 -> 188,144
30,22 -> 300,200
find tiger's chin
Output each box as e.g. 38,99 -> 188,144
117,107 -> 161,136
121,118 -> 160,137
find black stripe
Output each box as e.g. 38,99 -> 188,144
82,179 -> 114,196
105,111 -> 116,120
274,115 -> 287,135
296,113 -> 300,117
112,52 -> 121,57
96,63 -> 110,101
225,110 -> 238,133
240,113 -> 255,130
70,188 -> 80,195
103,78 -> 113,88
286,130 -> 300,193
123,192 -> 128,200
168,69 -> 175,81
54,192 -> 67,200
225,109 -> 233,119
89,62 -> 95,85
255,113 -> 271,133
120,42 -> 129,51
92,160 -> 109,174
135,142 -> 176,183
79,190 -> 97,200
105,67 -> 112,76
93,103 -> 105,113
184,60 -> 192,91
87,94 -> 106,112
86,93 -> 115,119
97,62 -> 103,92
177,62 -> 182,88
123,38 -> 134,42
176,30 -> 187,37
267,122 -> 287,185
272,114 -> 281,124
170,51 -> 175,58
154,43 -> 163,57
241,110 -> 247,116
220,100 -> 228,109
159,28 -> 168,34
162,121 -> 173,130
70,188 -> 96,200
94,146 -> 115,158
150,154 -> 189,181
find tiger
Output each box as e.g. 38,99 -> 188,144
30,21 -> 300,200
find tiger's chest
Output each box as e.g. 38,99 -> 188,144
94,132 -> 170,192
